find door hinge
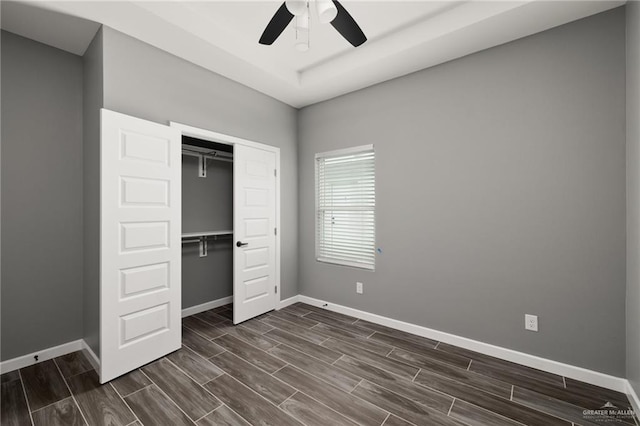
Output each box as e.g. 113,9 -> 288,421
275,286 -> 278,294
274,227 -> 277,236
274,169 -> 277,177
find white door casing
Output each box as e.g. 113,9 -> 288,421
100,109 -> 181,383
233,144 -> 277,324
168,122 -> 281,323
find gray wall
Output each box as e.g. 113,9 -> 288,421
101,27 -> 299,301
1,31 -> 84,360
182,155 -> 233,307
82,28 -> 103,356
627,1 -> 640,397
298,8 -> 626,376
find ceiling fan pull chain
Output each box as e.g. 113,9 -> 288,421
295,6 -> 310,52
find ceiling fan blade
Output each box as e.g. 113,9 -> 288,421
259,2 -> 294,45
331,0 -> 367,47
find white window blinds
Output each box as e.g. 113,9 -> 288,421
315,145 -> 375,270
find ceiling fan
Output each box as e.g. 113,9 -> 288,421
259,0 -> 367,48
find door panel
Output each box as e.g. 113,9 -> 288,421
233,144 -> 277,324
100,109 -> 181,383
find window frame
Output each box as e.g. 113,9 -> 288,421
314,144 -> 375,271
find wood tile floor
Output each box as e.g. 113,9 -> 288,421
1,302 -> 637,426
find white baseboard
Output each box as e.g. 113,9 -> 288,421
182,295 -> 299,318
298,295 -> 628,393
278,295 -> 300,309
82,340 -> 101,371
0,339 -> 84,374
181,296 -> 233,318
1,293 -> 632,399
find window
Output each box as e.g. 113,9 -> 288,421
315,145 -> 375,270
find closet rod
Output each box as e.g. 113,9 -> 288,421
182,148 -> 233,163
182,230 -> 233,239
182,235 -> 232,244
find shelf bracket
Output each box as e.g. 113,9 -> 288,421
198,154 -> 207,178
199,236 -> 208,257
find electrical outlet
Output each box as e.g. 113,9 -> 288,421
525,314 -> 538,332
356,282 -> 364,294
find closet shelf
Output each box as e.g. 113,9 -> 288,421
182,230 -> 233,239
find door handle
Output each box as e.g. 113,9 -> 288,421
236,241 -> 248,248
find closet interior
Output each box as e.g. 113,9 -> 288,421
181,136 -> 234,313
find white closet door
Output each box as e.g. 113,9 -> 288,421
100,109 -> 181,383
233,144 -> 277,324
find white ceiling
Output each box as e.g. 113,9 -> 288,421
1,0 -> 625,108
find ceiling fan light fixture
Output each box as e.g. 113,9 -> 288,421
285,0 -> 307,16
295,10 -> 310,51
316,0 -> 337,24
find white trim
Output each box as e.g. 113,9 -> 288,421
181,296 -> 234,318
627,381 -> 640,417
314,144 -> 374,159
81,340 -> 101,371
170,121 -> 282,310
170,122 -> 280,153
278,295 -> 300,310
0,340 -> 84,374
297,295 -> 628,393
3,294 -> 632,398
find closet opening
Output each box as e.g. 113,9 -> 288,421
173,121 -> 281,325
182,136 -> 235,321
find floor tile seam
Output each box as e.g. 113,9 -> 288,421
321,340 -> 419,381
301,387 -> 388,426
52,357 -> 91,426
380,412 -> 391,426
369,335 -> 467,365
193,404 -> 223,424
412,368 -> 421,382
266,346 -> 362,392
307,315 -> 374,337
206,354 -> 298,404
138,366 -> 200,424
469,360 -> 564,387
266,314 -> 319,331
372,370 -> 569,426
183,323 -> 221,342
276,364 -> 395,423
220,403 -> 255,426
450,399 -> 529,426
209,370 -> 310,423
167,352 -> 223,385
161,356 -> 225,412
276,391 -> 297,408
510,385 -> 634,425
266,322 -> 333,346
395,354 -> 526,399
110,381 -> 144,425
350,374 -> 457,417
24,392 -> 66,415
402,368 -> 569,423
447,397 -> 456,416
208,342 -> 286,376
266,332 -> 343,364
62,365 -> 96,381
213,331 -> 289,361
480,384 -> 584,426
16,369 -> 35,426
